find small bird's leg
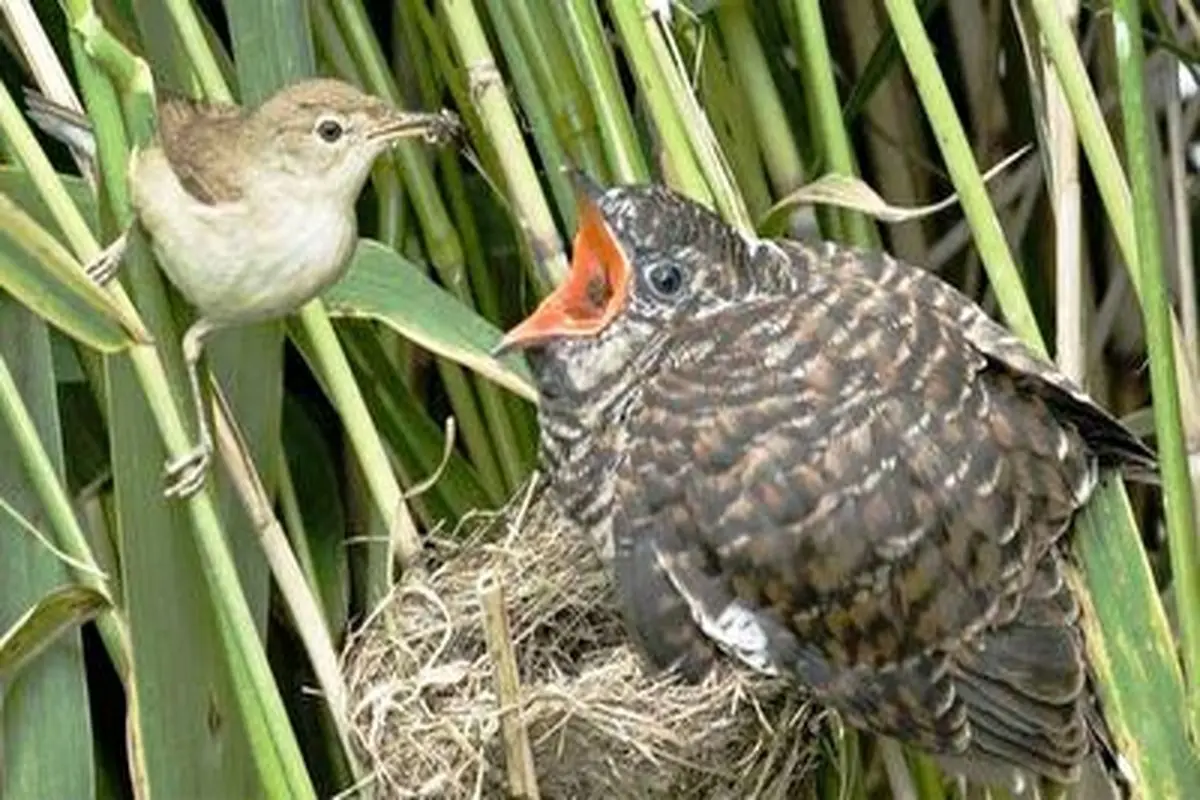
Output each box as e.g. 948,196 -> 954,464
163,318 -> 216,499
85,228 -> 131,286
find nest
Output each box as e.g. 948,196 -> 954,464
343,482 -> 827,799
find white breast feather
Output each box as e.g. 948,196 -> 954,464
131,148 -> 356,322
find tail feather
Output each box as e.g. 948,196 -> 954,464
23,88 -> 97,162
1019,374 -> 1158,479
948,555 -> 1097,784
955,671 -> 1083,740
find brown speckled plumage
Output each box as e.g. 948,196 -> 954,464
505,181 -> 1153,787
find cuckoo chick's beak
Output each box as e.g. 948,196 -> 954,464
493,189 -> 631,356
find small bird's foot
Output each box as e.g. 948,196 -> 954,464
85,230 -> 130,286
162,443 -> 211,499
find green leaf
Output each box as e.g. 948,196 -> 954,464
1075,480 -> 1200,793
107,350 -> 264,799
0,167 -> 98,234
324,239 -> 537,402
280,397 -> 349,641
0,191 -> 146,352
0,587 -> 108,684
0,300 -> 94,800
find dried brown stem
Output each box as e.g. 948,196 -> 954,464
477,570 -> 540,800
208,386 -> 364,783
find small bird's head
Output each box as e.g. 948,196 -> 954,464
496,175 -> 783,397
246,78 -> 457,202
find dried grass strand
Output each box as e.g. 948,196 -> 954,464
343,491 -> 821,798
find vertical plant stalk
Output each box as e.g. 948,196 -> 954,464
559,0 -> 649,183
1046,0 -> 1084,383
161,0 -> 233,101
1180,0 -> 1200,44
210,386 -> 363,781
441,0 -> 569,293
1028,11 -> 1200,687
787,0 -> 877,247
878,740 -> 917,800
482,0 -> 579,231
835,0 -> 931,263
298,305 -> 422,572
1,0 -> 96,184
1028,0 -> 1200,430
507,0 -> 607,176
678,25 -> 773,221
717,1 -> 805,197
1166,1 -> 1199,356
1111,0 -> 1200,736
882,1 -> 1200,792
39,6 -> 317,796
0,351 -> 132,682
882,0 -> 1045,351
400,1 -> 542,488
333,0 -> 517,502
605,0 -> 712,206
331,1 -> 466,303
642,8 -> 752,229
479,572 -> 540,800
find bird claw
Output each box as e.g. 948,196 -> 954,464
84,231 -> 129,286
162,443 -> 211,499
85,256 -> 119,286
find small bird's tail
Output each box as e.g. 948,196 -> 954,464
23,88 -> 98,164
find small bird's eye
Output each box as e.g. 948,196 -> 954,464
315,117 -> 344,143
646,262 -> 685,299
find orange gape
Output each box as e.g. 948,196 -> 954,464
497,194 -> 631,350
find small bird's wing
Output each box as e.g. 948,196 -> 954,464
154,92 -> 247,205
613,283 -> 1102,762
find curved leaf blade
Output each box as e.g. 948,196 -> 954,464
0,301 -> 94,800
324,239 -> 537,402
0,586 -> 109,684
0,191 -> 147,351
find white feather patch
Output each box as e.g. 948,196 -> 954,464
1073,458 -> 1100,505
653,545 -> 780,676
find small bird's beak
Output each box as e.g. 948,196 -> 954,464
493,176 -> 630,357
366,108 -> 461,145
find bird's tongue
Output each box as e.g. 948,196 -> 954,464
495,201 -> 629,352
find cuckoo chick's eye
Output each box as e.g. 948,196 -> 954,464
315,117 -> 345,143
646,262 -> 685,300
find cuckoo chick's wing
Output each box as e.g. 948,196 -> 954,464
612,284 -> 1102,766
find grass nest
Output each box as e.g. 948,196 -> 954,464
343,480 -> 825,798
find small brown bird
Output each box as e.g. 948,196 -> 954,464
28,79 -> 459,497
496,176 -> 1153,791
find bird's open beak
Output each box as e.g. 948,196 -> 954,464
366,108 -> 460,145
493,177 -> 631,357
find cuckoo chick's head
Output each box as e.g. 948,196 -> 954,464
497,176 -> 762,398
